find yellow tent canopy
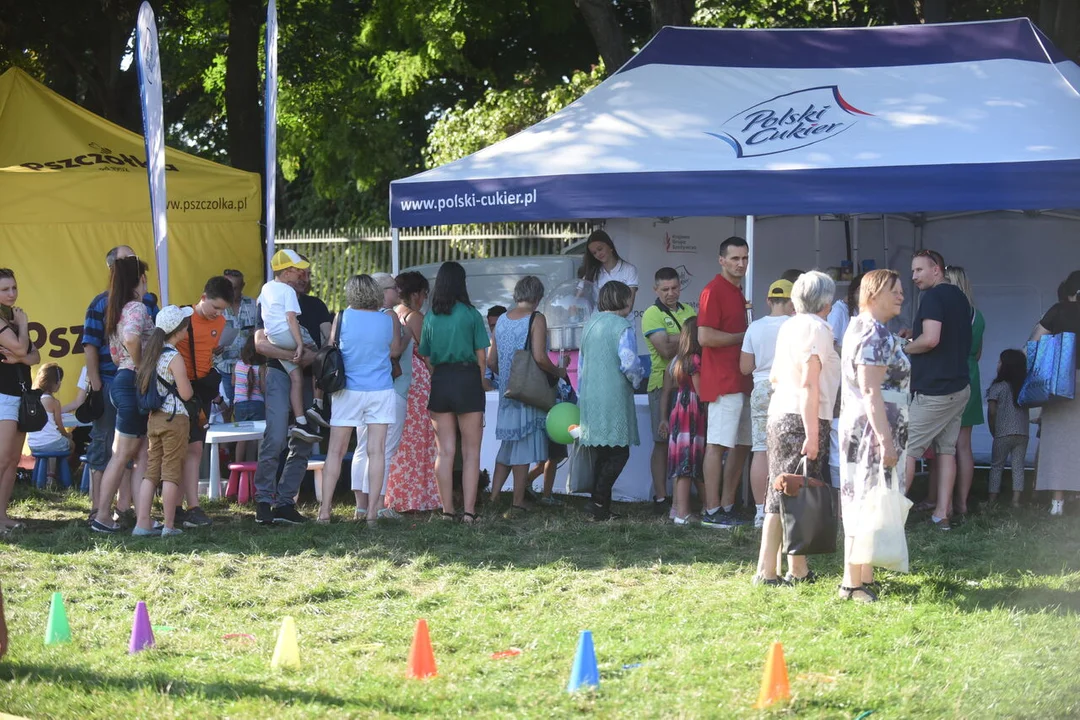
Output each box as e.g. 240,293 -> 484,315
0,67 -> 262,402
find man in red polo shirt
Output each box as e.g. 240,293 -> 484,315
697,236 -> 752,528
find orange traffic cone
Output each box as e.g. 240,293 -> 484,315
407,619 -> 437,679
753,641 -> 791,709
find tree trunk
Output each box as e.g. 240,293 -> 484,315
650,0 -> 695,31
574,0 -> 631,73
225,0 -> 263,174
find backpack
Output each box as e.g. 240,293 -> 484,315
313,311 -> 346,394
137,350 -> 182,418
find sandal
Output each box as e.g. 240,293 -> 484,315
838,585 -> 878,603
437,511 -> 457,521
913,500 -> 936,513
784,570 -> 818,585
315,517 -> 332,525
461,511 -> 479,525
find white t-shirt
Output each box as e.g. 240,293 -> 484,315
741,315 -> 789,384
597,260 -> 639,290
768,313 -> 841,421
77,367 -> 89,391
258,280 -> 302,338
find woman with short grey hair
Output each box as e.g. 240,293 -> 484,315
317,274 -> 404,524
754,270 -> 841,586
488,275 -> 569,514
345,274 -> 383,311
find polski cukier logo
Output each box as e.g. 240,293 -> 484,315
708,86 -> 872,159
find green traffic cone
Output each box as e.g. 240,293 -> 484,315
44,591 -> 71,645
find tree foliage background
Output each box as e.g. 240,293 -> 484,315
1,0 -> 1076,229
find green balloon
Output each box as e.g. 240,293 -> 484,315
546,402 -> 580,445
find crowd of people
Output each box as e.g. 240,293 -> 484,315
0,233 -> 1075,589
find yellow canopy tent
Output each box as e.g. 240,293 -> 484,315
0,67 -> 262,403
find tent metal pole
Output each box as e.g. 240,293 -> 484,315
745,215 -> 755,322
814,216 -> 821,268
851,214 -> 860,273
391,227 -> 401,276
882,214 -> 890,270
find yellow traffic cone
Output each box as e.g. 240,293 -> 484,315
271,616 -> 300,670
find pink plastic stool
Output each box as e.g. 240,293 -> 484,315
226,462 -> 258,504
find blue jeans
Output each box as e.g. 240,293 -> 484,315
110,369 -> 147,439
253,366 -> 313,507
87,377 -> 116,471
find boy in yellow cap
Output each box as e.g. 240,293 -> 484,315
739,279 -> 795,528
260,249 -> 319,442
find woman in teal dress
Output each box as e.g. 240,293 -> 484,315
946,266 -> 983,517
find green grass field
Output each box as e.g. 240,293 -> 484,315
1,487 -> 1078,719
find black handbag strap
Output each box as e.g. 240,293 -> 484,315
185,307 -> 199,374
523,312 -> 538,352
654,299 -> 684,332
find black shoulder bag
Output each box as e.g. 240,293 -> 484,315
16,364 -> 47,433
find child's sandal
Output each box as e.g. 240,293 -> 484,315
461,512 -> 479,526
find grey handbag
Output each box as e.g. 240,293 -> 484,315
504,312 -> 557,411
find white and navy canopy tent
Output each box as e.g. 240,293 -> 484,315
389,18 -> 1080,463
391,18 -> 1080,239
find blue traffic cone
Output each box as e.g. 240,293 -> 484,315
566,630 -> 600,691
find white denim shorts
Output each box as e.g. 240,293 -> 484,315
706,393 -> 751,448
330,388 -> 397,427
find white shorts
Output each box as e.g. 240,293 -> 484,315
330,388 -> 397,427
0,394 -> 19,423
707,393 -> 751,448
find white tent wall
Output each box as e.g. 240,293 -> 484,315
604,211 -> 1080,466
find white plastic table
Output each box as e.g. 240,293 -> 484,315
204,421 -> 266,499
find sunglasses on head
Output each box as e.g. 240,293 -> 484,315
912,249 -> 945,269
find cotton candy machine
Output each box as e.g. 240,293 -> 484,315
542,279 -> 596,351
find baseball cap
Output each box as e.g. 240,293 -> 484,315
156,305 -> 194,334
768,279 -> 793,299
271,249 -> 310,272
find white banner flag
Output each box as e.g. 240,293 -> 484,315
265,0 -> 278,281
135,1 -> 169,304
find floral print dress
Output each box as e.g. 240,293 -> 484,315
667,354 -> 705,480
385,341 -> 440,512
838,313 -> 911,517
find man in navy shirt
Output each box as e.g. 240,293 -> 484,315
902,249 -> 972,531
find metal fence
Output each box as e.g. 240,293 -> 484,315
278,222 -> 589,309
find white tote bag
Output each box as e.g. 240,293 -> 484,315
849,466 -> 913,572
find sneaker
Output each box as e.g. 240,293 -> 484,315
1050,499 -> 1065,517
182,506 -> 213,528
161,526 -> 184,537
377,508 -> 402,520
272,504 -> 308,525
131,525 -> 161,537
289,424 -> 321,443
672,514 -> 692,525
90,518 -> 121,534
255,501 -> 275,526
652,497 -> 671,514
584,503 -> 619,521
701,508 -> 746,529
930,515 -> 951,531
753,511 -> 765,529
173,507 -> 189,526
304,404 -> 331,429
115,508 -> 137,527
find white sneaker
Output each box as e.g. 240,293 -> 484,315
753,512 -> 765,529
1050,500 -> 1065,517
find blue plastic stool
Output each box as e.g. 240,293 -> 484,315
32,451 -> 72,489
79,454 -> 91,494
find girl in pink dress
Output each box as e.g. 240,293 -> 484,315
385,273 -> 440,512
